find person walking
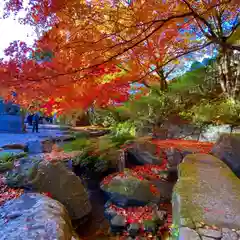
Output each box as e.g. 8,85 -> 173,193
32,112 -> 40,133
27,114 -> 33,126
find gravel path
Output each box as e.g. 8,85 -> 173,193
0,125 -> 68,147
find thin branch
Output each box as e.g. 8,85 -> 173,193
132,41 -> 213,84
226,14 -> 240,39
182,0 -> 222,39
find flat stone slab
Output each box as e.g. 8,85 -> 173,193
173,154 -> 240,230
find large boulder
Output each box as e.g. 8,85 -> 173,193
125,139 -> 212,168
211,134 -> 240,177
0,193 -> 79,240
101,170 -> 160,207
5,158 -> 91,220
126,141 -> 162,165
172,153 -> 240,240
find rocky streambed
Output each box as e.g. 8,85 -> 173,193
3,130 -> 239,240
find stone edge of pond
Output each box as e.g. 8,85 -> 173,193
171,153 -> 240,240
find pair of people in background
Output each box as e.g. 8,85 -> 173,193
27,112 -> 40,133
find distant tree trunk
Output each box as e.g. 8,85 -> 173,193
218,48 -> 240,99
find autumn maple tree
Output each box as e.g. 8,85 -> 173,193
0,0 -> 239,112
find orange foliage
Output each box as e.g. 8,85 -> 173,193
0,0 -> 239,110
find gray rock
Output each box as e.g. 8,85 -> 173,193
211,134 -> 240,178
6,158 -> 92,220
127,147 -> 162,165
151,178 -> 176,202
179,227 -> 201,240
198,228 -> 222,238
30,160 -> 92,220
173,154 -> 240,230
26,140 -> 43,154
0,193 -> 79,240
5,157 -> 41,188
165,147 -> 183,167
222,228 -> 238,240
126,140 -> 162,165
163,123 -> 201,140
0,150 -> 27,173
101,170 -> 160,207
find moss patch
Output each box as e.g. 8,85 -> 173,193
173,158 -> 203,226
173,153 -> 240,232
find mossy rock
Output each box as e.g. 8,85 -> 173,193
0,161 -> 14,173
0,151 -> 27,173
173,153 -> 240,232
4,157 -> 41,188
101,170 -> 160,207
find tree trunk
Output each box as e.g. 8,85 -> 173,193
156,68 -> 168,91
218,48 -> 240,99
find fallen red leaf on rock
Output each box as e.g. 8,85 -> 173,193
0,174 -> 23,206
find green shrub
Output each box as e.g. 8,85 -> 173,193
109,121 -> 136,147
184,98 -> 240,126
72,151 -> 108,173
